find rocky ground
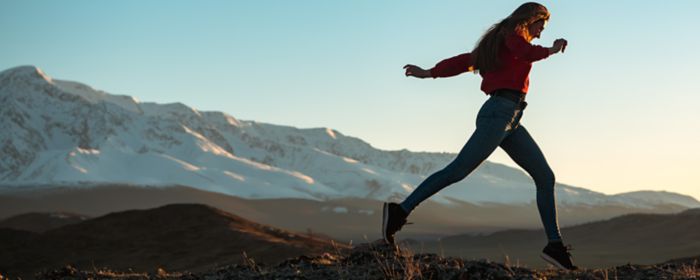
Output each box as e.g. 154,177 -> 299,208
28,240 -> 700,280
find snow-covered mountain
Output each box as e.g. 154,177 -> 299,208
1,65 -> 698,209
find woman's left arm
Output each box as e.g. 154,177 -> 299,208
429,53 -> 474,78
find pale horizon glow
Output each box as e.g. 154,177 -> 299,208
1,1 -> 698,200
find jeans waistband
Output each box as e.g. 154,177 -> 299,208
490,89 -> 525,103
490,89 -> 527,109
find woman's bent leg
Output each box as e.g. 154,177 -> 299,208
499,125 -> 562,241
400,123 -> 507,213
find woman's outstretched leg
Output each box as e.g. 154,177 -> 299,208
499,124 -> 561,241
382,97 -> 516,245
383,123 -> 506,245
499,124 -> 577,269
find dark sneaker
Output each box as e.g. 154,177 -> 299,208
382,202 -> 408,245
541,241 -> 578,270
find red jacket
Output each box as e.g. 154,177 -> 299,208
429,34 -> 550,94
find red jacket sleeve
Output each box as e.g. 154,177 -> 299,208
429,53 -> 473,78
504,34 -> 550,62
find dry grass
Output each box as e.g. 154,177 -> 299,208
677,260 -> 699,278
330,239 -> 352,279
241,250 -> 263,277
362,235 -> 422,280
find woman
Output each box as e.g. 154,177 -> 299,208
382,2 -> 577,270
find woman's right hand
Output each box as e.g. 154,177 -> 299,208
403,64 -> 432,78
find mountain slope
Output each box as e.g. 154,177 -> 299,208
0,203 -> 348,279
0,212 -> 89,233
1,65 -> 697,209
409,208 -> 700,268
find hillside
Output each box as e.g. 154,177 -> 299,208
0,184 -> 689,242
0,212 -> 89,232
407,208 -> 700,268
2,199 -> 698,279
0,204 -> 348,279
32,241 -> 700,280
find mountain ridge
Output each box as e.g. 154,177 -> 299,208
1,65 -> 698,209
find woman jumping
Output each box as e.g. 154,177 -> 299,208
382,2 -> 577,270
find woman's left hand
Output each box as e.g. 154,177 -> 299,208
403,64 -> 431,78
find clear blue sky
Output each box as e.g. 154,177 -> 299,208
2,1 -> 699,200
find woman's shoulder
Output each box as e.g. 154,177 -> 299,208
504,32 -> 528,43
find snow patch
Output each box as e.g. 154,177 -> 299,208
36,67 -> 53,83
225,115 -> 241,126
401,183 -> 415,192
72,165 -> 89,174
563,188 -> 581,195
223,171 -> 246,182
342,157 -> 358,163
362,168 -> 377,175
326,128 -> 336,139
289,171 -> 315,184
75,148 -> 100,155
332,206 -> 348,213
158,154 -> 201,171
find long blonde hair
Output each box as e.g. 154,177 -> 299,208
471,2 -> 550,73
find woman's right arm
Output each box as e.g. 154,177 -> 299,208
506,34 -> 568,61
548,39 -> 568,55
404,53 -> 473,79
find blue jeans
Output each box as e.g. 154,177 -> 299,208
399,92 -> 562,241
